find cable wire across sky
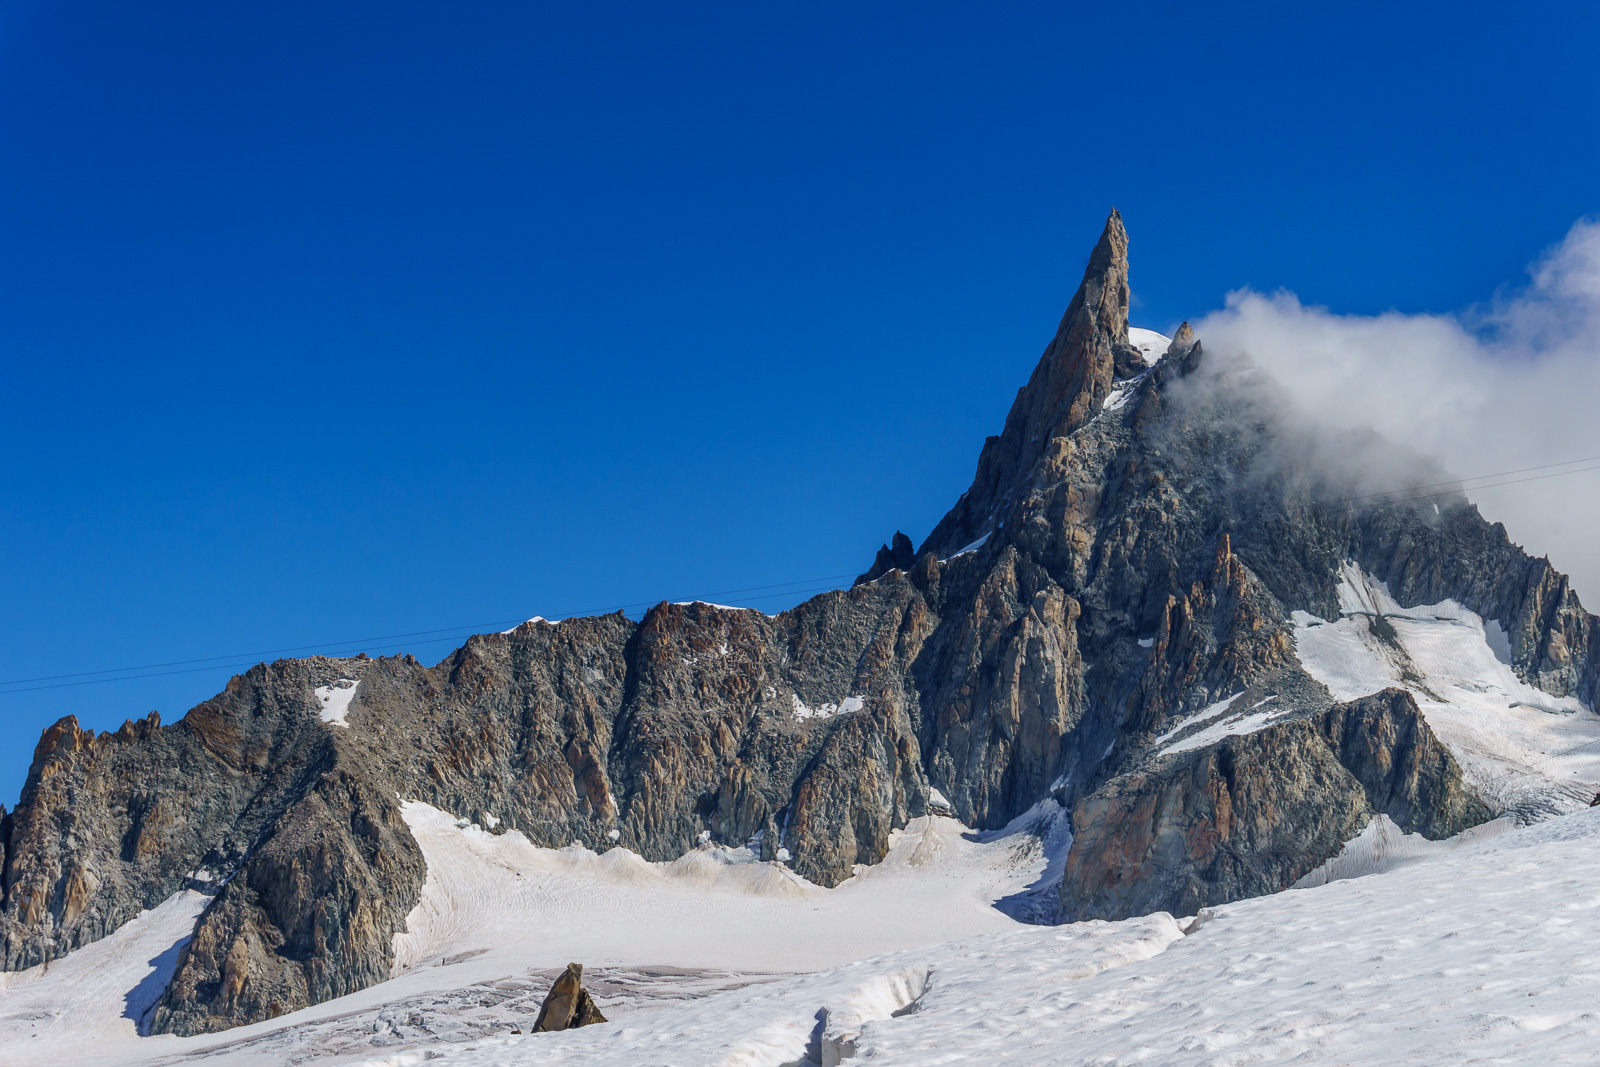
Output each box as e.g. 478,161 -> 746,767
1289,454 -> 1600,512
8,451 -> 1599,699
0,572 -> 860,696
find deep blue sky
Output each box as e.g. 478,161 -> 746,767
3,1 -> 1598,805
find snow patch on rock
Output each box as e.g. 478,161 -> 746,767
792,693 -> 865,722
943,532 -> 990,561
1126,327 -> 1171,362
1293,561 -> 1600,816
314,679 -> 360,728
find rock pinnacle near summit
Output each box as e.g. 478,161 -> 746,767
920,208 -> 1133,557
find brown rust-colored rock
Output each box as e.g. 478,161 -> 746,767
533,962 -> 606,1032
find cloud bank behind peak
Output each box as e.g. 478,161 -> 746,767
1193,218 -> 1600,606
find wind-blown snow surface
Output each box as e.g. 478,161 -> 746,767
15,800 -> 1600,1064
359,808 -> 1600,1065
391,800 -> 1049,976
1293,562 -> 1600,816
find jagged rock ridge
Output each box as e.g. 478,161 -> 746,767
2,210 -> 1595,1034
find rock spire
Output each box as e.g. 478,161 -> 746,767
920,208 -> 1134,557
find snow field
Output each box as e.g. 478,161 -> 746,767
13,795 -> 1600,1064
1293,562 -> 1600,815
392,800 -> 1048,978
0,797 -> 1062,1067
1125,327 -> 1171,362
0,889 -> 208,1048
357,806 -> 1600,1065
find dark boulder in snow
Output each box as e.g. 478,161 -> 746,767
534,962 -> 607,1033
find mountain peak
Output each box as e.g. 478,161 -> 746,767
1166,320 -> 1196,358
920,208 -> 1133,557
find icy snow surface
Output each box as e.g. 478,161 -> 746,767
355,807 -> 1600,1066
18,801 -> 1600,1063
1103,328 -> 1170,414
1293,562 -> 1600,815
1126,326 -> 1171,362
314,678 -> 360,727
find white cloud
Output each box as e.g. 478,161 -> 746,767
1193,219 -> 1600,605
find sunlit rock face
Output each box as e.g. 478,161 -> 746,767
2,210 -> 1594,1033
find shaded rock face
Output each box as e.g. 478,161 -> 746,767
3,210 -> 1595,1034
857,531 -> 917,585
1060,689 -> 1493,921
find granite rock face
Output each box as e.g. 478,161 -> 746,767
1060,689 -> 1493,921
3,210 -> 1595,1034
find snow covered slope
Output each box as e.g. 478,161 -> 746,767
356,804 -> 1600,1066
391,799 -> 1063,976
0,889 -> 208,1046
13,796 -> 1600,1065
0,799 -> 1070,1067
1293,562 -> 1600,816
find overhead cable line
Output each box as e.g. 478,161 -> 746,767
1308,463 -> 1600,516
1291,454 -> 1600,513
0,572 -> 859,696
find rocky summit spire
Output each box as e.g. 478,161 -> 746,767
919,208 -> 1134,558
1166,321 -> 1196,358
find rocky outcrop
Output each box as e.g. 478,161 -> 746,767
533,963 -> 607,1032
920,209 -> 1132,559
3,209 -> 1593,1034
1060,690 -> 1492,921
856,530 -> 918,585
148,761 -> 426,1035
